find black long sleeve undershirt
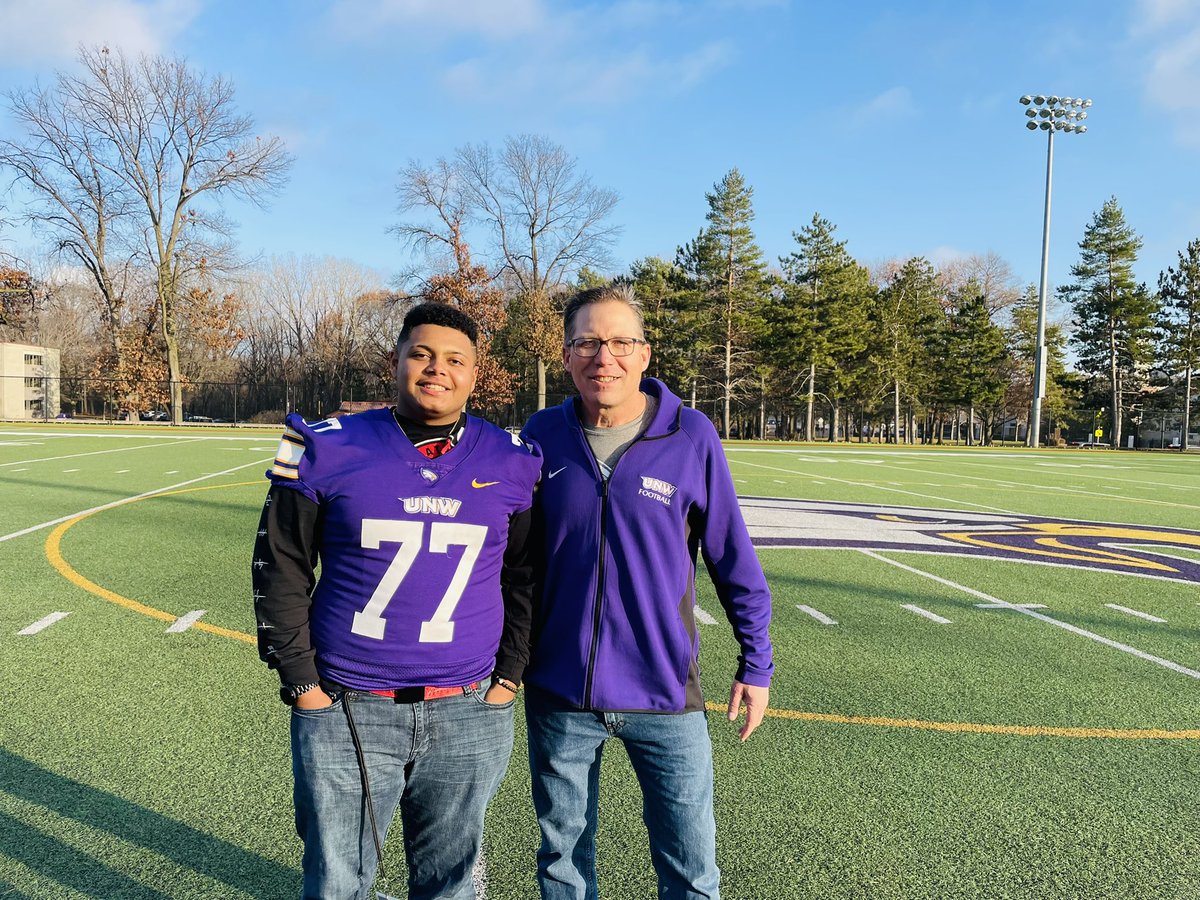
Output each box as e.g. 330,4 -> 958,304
252,485 -> 536,689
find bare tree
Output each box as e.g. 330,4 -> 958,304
455,135 -> 620,408
0,45 -> 292,423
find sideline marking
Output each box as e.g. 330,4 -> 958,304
45,481 -> 263,646
0,439 -> 202,468
1105,604 -> 1167,624
730,458 -> 1020,515
796,604 -> 837,625
167,610 -> 208,633
976,602 -> 1047,610
1,457 -> 271,544
694,606 -> 718,625
18,612 -> 70,635
704,702 -> 1200,740
860,550 -> 1200,680
902,604 -> 952,624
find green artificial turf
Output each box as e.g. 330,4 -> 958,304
1,429 -> 1198,898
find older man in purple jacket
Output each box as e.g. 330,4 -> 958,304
521,284 -> 774,900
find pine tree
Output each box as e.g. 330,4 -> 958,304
1060,197 -> 1156,448
780,213 -> 873,440
942,287 -> 1007,444
675,169 -> 768,438
1156,239 -> 1200,450
871,258 -> 943,443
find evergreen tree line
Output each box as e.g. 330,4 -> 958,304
0,46 -> 1195,442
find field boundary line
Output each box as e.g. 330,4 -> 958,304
703,701 -> 1200,740
729,458 -> 1020,514
859,549 -> 1200,680
869,460 -> 1200,512
1,457 -> 271,544
0,438 -> 205,468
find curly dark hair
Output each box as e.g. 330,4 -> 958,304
396,302 -> 479,349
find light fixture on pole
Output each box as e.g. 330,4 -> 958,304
1019,93 -> 1091,448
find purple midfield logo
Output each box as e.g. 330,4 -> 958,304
738,497 -> 1200,585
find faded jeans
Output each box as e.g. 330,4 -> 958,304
525,688 -> 720,900
291,687 -> 514,900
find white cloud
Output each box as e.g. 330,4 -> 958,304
1145,23 -> 1200,111
841,86 -> 916,129
329,0 -> 545,42
442,40 -> 733,108
0,0 -> 198,65
1134,0 -> 1199,33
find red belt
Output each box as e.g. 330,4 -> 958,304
370,682 -> 481,702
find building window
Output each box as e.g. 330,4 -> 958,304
24,353 -> 43,366
25,377 -> 41,387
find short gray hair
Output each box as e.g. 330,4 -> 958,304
562,284 -> 645,343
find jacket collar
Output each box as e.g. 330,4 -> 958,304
561,377 -> 683,437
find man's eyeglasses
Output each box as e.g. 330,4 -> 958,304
566,337 -> 648,358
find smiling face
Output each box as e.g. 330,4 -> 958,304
563,299 -> 652,427
390,323 -> 478,425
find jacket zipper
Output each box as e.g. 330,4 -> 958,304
575,397 -> 681,708
582,477 -> 609,707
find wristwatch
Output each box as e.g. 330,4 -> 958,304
281,682 -> 320,705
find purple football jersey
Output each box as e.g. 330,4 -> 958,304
268,409 -> 541,691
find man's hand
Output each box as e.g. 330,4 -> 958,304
294,687 -> 334,710
727,680 -> 769,742
483,682 -> 516,705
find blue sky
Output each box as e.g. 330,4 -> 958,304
2,0 -> 1199,304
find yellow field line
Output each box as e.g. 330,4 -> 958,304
44,481 -> 261,645
44,481 -> 1200,740
708,702 -> 1200,740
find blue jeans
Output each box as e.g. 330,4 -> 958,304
525,690 -> 720,900
291,687 -> 514,900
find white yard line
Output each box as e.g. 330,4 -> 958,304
796,604 -> 837,625
18,612 -> 70,635
166,610 -> 208,633
934,458 -> 1200,504
901,604 -> 952,624
860,550 -> 1200,680
0,457 -> 272,545
0,439 -> 204,468
975,602 -> 1048,610
1104,604 -> 1167,624
866,458 -> 1200,512
694,606 -> 718,625
730,458 -> 1020,514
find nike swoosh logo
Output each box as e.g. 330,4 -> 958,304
548,467 -> 566,479
471,479 -> 500,488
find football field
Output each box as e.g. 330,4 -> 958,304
1,423 -> 1198,899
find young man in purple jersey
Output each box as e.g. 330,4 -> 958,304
252,302 -> 540,900
520,285 -> 773,899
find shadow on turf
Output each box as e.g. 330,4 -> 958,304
0,749 -> 296,898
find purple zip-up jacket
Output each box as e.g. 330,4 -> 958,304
522,378 -> 773,712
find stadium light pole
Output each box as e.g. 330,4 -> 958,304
1020,94 -> 1090,448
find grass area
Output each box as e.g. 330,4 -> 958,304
1,426 -> 1198,898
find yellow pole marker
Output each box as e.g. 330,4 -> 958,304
708,702 -> 1200,740
44,481 -> 261,646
